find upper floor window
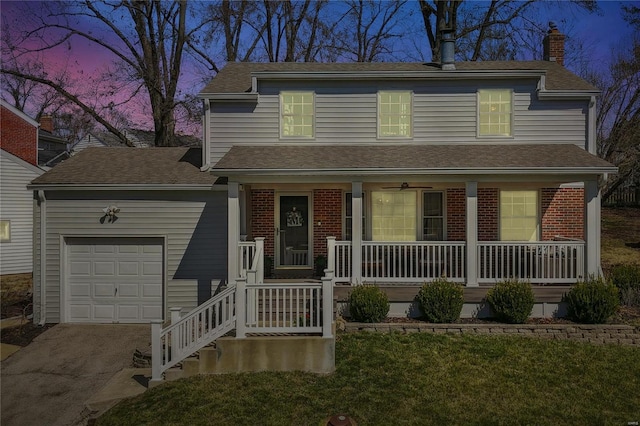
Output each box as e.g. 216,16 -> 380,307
478,89 -> 512,137
0,220 -> 10,242
280,91 -> 314,138
500,190 -> 538,241
378,91 -> 412,138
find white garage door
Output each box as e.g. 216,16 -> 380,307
66,237 -> 163,323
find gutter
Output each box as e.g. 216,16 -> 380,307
37,190 -> 46,325
250,70 -> 548,80
27,184 -> 225,191
213,166 -> 618,177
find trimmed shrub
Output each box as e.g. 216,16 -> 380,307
348,285 -> 389,323
609,264 -> 640,307
564,275 -> 619,324
416,278 -> 464,323
486,279 -> 534,324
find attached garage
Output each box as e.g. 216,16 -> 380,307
65,237 -> 164,323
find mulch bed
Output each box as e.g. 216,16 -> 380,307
1,322 -> 54,347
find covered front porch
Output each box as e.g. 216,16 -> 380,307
218,144 -> 615,290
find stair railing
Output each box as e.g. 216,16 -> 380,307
151,284 -> 237,383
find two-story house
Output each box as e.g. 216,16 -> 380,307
28,28 -> 616,380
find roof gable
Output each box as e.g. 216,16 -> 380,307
0,100 -> 40,128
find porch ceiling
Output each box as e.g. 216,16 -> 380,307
213,144 -> 616,177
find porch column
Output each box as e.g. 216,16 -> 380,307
466,181 -> 479,287
228,182 -> 240,285
351,182 -> 363,284
584,180 -> 600,277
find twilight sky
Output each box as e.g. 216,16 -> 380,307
0,0 -> 636,136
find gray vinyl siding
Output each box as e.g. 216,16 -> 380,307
35,190 -> 227,323
0,153 -> 43,274
208,79 -> 588,165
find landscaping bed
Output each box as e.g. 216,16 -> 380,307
1,273 -> 52,346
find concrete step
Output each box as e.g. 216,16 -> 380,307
164,367 -> 185,382
182,357 -> 201,377
198,347 -> 219,373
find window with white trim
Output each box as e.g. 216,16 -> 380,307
371,191 -> 416,241
378,91 -> 412,138
500,190 -> 538,241
478,89 -> 512,136
280,91 -> 314,138
344,192 -> 366,241
423,192 -> 444,241
0,220 -> 10,242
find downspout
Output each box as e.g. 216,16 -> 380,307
200,99 -> 212,171
37,190 -> 47,325
587,96 -> 597,155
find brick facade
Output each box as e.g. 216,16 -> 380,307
313,189 -> 343,258
249,187 -> 584,262
250,189 -> 275,258
0,105 -> 38,165
541,188 -> 584,240
446,189 -> 465,241
478,188 -> 499,241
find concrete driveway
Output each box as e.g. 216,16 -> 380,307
1,324 -> 151,426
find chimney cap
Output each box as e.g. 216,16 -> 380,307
548,21 -> 559,33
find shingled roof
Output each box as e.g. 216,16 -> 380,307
213,144 -> 615,175
30,147 -> 217,186
200,61 -> 598,95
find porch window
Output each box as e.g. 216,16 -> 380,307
0,220 -> 10,242
500,190 -> 538,241
281,91 -> 314,138
478,89 -> 512,136
344,192 -> 365,240
378,91 -> 412,138
371,191 -> 416,241
423,192 -> 444,240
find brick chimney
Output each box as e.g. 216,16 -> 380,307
40,115 -> 54,133
543,21 -> 565,66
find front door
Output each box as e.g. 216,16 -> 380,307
276,193 -> 312,268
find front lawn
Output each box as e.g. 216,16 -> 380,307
98,333 -> 640,425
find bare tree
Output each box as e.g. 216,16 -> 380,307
1,1 -> 216,146
595,7 -> 640,201
417,0 -> 598,63
334,0 -> 407,62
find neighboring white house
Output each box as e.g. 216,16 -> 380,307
0,100 -> 45,274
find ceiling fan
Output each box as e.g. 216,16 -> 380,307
382,182 -> 432,190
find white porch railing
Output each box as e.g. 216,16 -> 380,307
328,239 -> 466,283
238,240 -> 257,279
477,241 -> 585,284
151,285 -> 236,382
241,283 -> 324,334
151,237 -> 333,383
333,241 -> 352,282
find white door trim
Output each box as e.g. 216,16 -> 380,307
274,191 -> 313,269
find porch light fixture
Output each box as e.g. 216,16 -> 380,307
101,205 -> 120,223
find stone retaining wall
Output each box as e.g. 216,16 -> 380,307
343,323 -> 640,346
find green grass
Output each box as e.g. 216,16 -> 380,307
99,333 -> 640,425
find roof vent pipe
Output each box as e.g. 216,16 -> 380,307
441,31 -> 456,70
